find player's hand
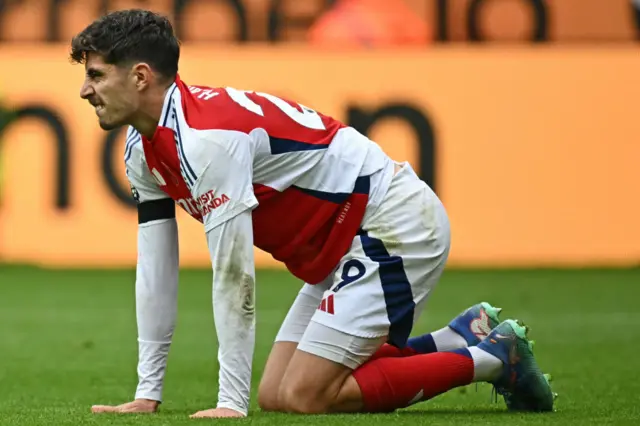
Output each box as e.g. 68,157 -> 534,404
91,398 -> 159,414
189,407 -> 246,418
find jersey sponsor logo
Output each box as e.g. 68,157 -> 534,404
174,190 -> 230,217
197,190 -> 230,216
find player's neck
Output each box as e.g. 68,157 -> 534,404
130,112 -> 160,140
130,83 -> 172,139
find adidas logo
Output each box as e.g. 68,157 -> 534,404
318,294 -> 335,315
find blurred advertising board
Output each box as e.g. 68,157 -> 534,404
0,46 -> 638,268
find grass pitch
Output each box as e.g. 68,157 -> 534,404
1,266 -> 639,425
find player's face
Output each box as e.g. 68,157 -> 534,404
79,53 -> 139,130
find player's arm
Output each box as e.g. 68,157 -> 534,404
206,209 -> 255,415
126,156 -> 179,404
188,129 -> 259,416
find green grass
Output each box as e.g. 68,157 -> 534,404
1,266 -> 639,425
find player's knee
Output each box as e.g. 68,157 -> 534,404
278,381 -> 329,414
257,383 -> 280,412
257,394 -> 280,412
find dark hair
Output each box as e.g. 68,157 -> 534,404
70,9 -> 180,79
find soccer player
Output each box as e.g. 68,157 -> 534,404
70,9 -> 555,418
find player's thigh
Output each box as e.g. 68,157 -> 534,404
279,322 -> 385,413
277,245 -> 407,407
276,249 -> 396,412
258,280 -> 330,408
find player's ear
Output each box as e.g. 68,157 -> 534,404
131,63 -> 153,92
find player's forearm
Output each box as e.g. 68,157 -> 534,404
134,218 -> 179,402
212,278 -> 255,415
207,211 -> 256,416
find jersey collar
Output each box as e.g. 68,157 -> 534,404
147,76 -> 181,143
158,80 -> 179,129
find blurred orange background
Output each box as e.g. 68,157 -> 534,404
1,44 -> 638,268
0,0 -> 636,43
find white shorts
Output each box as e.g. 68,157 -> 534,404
275,162 -> 451,368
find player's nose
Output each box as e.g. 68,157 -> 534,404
79,81 -> 94,99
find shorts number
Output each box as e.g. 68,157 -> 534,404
333,259 -> 366,293
225,87 -> 326,130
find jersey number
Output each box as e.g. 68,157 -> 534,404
333,260 -> 366,293
226,87 -> 326,131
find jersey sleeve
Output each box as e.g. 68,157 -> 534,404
124,126 -> 170,204
185,128 -> 259,232
206,209 -> 255,415
123,128 -> 179,403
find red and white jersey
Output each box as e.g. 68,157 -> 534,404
125,76 -> 393,283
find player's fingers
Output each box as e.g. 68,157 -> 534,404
122,403 -> 158,413
190,409 -> 243,418
91,405 -> 119,413
190,409 -> 218,418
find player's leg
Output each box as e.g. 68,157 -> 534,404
276,162 -> 453,413
277,329 -> 501,413
276,237 -> 474,414
257,287 -> 501,411
274,257 -> 550,412
257,279 -> 330,411
278,318 -> 554,414
278,325 -> 385,413
257,343 -> 297,411
276,164 -> 554,413
276,236 -> 469,413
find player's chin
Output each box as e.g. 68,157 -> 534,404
98,117 -> 123,131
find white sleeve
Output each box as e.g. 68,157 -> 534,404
184,129 -> 258,415
187,129 -> 258,233
134,217 -> 179,402
125,140 -> 179,403
206,209 -> 255,416
124,127 -> 168,204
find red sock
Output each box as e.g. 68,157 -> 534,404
369,343 -> 418,361
353,349 -> 474,412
